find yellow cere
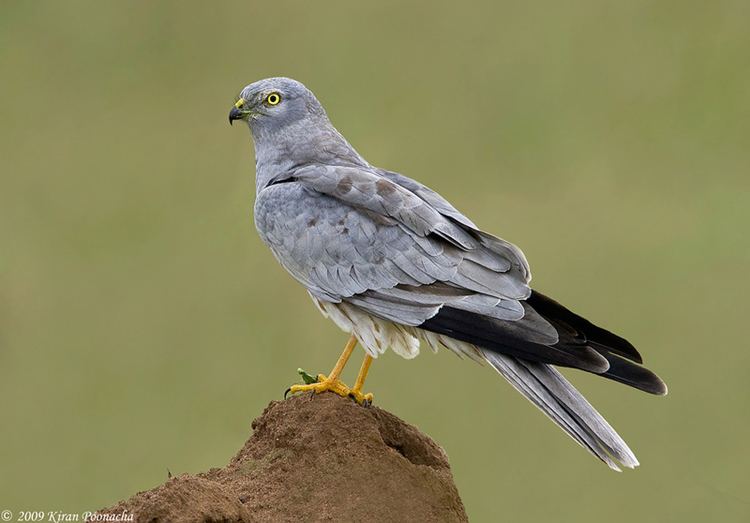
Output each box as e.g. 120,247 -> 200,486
234,99 -> 245,108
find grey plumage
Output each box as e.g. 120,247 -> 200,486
230,77 -> 667,470
482,352 -> 639,471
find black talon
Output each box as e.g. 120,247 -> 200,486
284,387 -> 292,399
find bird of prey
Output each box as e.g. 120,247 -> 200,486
229,77 -> 667,470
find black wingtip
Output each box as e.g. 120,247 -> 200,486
527,290 -> 644,364
649,375 -> 669,396
420,306 -> 612,372
579,347 -> 612,374
597,351 -> 669,395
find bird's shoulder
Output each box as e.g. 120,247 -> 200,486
253,163 -> 531,303
372,167 -> 478,230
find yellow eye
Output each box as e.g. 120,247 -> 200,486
266,92 -> 281,106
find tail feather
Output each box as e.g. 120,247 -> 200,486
483,350 -> 639,471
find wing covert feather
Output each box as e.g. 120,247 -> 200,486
254,167 -> 531,321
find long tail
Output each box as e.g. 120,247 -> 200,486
482,351 -> 639,471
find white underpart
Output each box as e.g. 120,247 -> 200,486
311,293 -> 485,363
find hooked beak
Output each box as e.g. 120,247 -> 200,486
228,98 -> 248,125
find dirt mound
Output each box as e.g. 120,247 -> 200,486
95,393 -> 467,522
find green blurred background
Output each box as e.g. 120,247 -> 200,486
1,1 -> 748,521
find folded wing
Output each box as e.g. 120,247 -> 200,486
257,163 -> 666,469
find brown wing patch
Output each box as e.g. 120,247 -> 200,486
376,179 -> 397,196
337,175 -> 353,195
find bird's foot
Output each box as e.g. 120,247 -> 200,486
349,387 -> 374,407
286,368 -> 373,406
289,372 -> 351,397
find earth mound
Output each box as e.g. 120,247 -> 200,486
95,393 -> 468,522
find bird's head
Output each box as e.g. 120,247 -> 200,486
229,77 -> 366,177
228,77 -> 327,135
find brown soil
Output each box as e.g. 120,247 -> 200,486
94,393 -> 467,522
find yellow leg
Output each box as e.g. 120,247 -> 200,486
325,334 -> 358,382
350,354 -> 374,405
287,334 -> 372,405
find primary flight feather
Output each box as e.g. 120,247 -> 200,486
229,77 -> 667,471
